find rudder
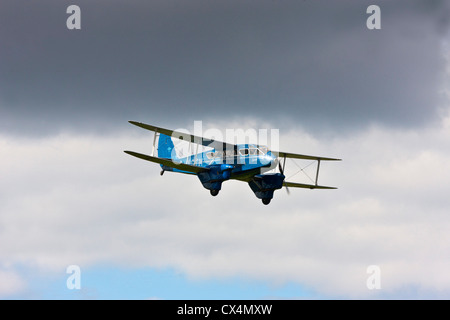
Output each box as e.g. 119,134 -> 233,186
158,133 -> 176,159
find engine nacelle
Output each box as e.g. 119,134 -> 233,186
197,164 -> 233,191
248,173 -> 284,200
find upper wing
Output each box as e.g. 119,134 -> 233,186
283,181 -> 337,189
274,151 -> 341,161
124,150 -> 210,174
276,151 -> 341,190
129,121 -> 235,151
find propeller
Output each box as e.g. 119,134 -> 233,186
278,160 -> 284,175
278,160 -> 290,195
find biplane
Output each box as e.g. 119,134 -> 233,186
124,121 -> 341,205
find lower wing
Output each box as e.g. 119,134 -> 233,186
283,181 -> 337,189
124,150 -> 210,174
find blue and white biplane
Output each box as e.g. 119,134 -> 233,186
124,121 -> 340,205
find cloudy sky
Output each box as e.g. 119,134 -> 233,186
1,0 -> 450,299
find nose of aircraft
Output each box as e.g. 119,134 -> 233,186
261,150 -> 277,166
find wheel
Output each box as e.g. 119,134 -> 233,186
262,198 -> 271,205
210,189 -> 219,196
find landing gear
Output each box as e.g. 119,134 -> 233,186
210,189 -> 219,197
262,198 -> 271,205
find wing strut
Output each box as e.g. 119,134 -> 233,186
151,129 -> 159,157
280,156 -> 340,190
315,159 -> 321,186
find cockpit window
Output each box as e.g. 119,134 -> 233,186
249,148 -> 258,156
239,147 -> 268,156
258,146 -> 268,155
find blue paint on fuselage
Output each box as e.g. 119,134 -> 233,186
160,144 -> 277,179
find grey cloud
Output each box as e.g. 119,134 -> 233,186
2,117 -> 450,298
0,0 -> 448,136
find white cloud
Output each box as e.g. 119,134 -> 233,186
1,114 -> 450,298
0,268 -> 26,297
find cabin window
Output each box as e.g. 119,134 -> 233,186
225,149 -> 235,157
239,148 -> 249,156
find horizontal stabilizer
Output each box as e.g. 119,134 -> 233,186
283,181 -> 337,189
124,151 -> 210,174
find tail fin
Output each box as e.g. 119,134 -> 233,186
158,133 -> 176,159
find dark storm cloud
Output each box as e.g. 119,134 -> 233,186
0,0 -> 448,135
